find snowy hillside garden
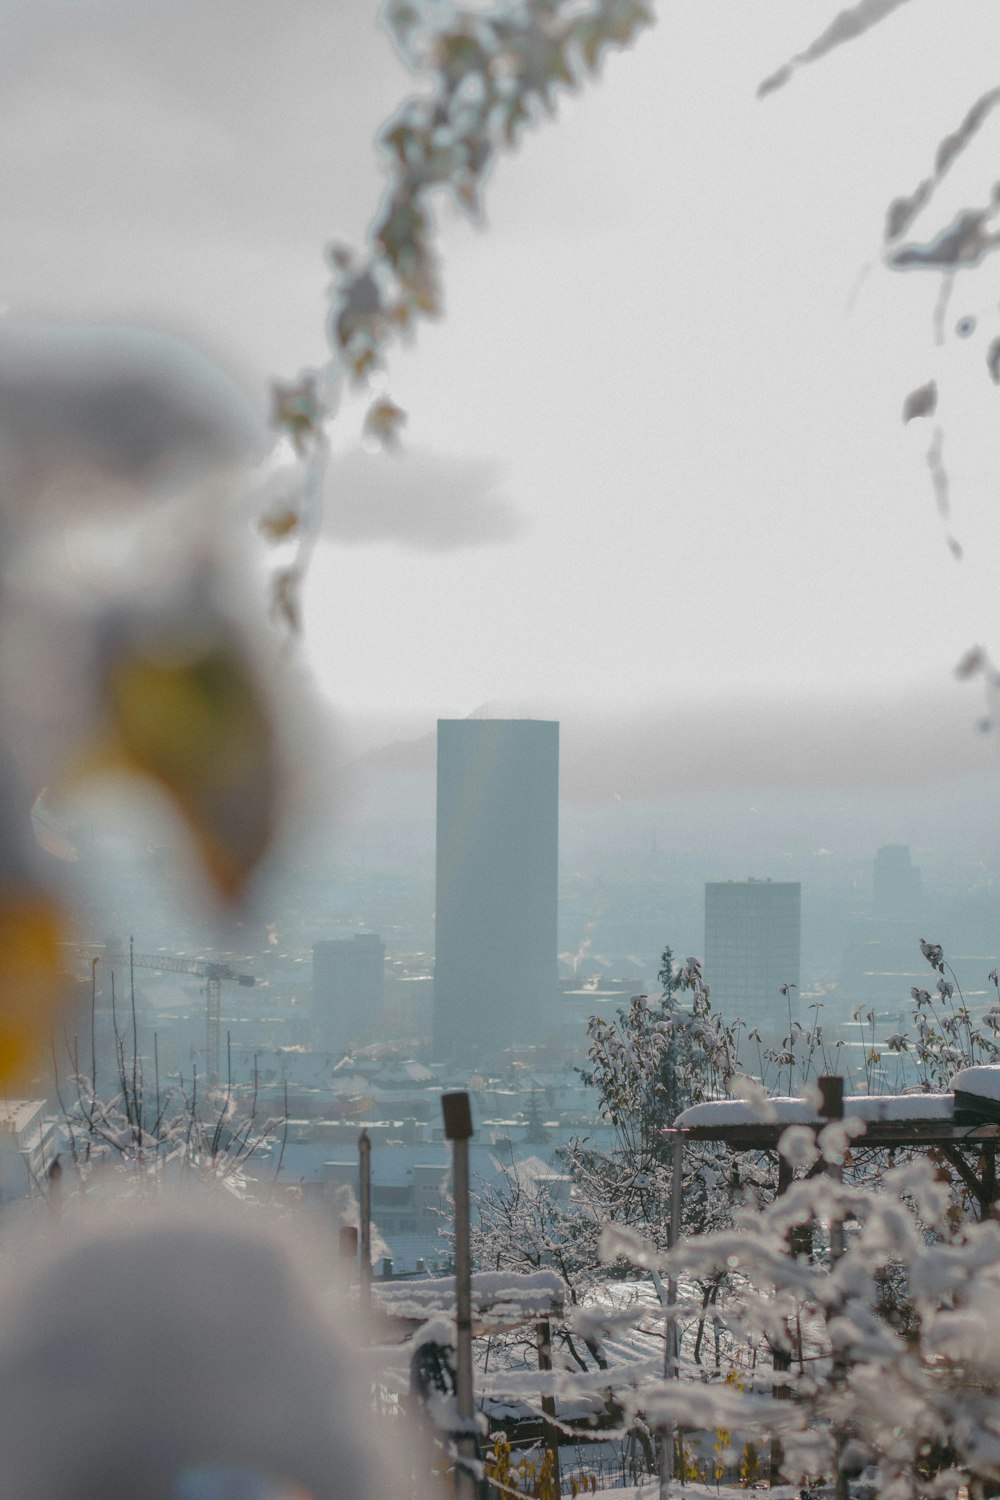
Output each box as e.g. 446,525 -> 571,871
392,942 -> 996,1498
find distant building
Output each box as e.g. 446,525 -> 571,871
434,718 -> 559,1065
704,879 -> 801,1034
0,1101 -> 58,1205
311,934 -> 385,1056
873,844 -> 922,920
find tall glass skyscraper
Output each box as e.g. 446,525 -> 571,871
434,719 -> 559,1065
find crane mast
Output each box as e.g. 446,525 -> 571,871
104,945 -> 255,1083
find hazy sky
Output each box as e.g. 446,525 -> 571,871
4,0 -> 1000,780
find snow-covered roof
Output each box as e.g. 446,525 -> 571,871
0,1101 -> 46,1139
503,1154 -> 572,1189
375,1060 -> 433,1085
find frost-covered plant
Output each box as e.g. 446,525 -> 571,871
883,940 -> 1000,1093
565,952 -> 743,1262
53,972 -> 284,1197
601,1134 -> 1000,1500
472,1168 -> 602,1326
59,1066 -> 284,1197
578,949 -> 739,1154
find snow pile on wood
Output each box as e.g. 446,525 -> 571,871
951,1065 -> 1000,1102
375,1267 -> 564,1329
675,1092 -> 955,1128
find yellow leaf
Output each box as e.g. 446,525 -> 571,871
103,638 -> 278,903
0,893 -> 66,1085
258,508 -> 301,543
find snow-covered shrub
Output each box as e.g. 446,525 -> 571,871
603,1140 -> 1000,1500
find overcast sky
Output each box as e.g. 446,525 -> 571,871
4,0 -> 1000,794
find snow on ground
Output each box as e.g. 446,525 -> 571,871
590,1486 -> 798,1499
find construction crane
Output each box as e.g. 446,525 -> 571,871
104,945 -> 255,1082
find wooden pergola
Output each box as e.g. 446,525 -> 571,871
668,1073 -> 1000,1491
673,1080 -> 1000,1214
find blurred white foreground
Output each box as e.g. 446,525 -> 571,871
0,1198 -> 420,1500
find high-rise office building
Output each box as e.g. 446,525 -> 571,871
704,879 -> 801,1034
312,933 -> 385,1056
434,718 -> 559,1064
873,844 -> 922,920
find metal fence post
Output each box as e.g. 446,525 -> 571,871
443,1092 -> 478,1499
359,1128 -> 372,1327
819,1075 -> 849,1500
660,1128 -> 685,1500
537,1317 -> 561,1495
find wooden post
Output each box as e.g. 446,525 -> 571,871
359,1129 -> 372,1326
659,1129 -> 685,1499
984,1143 -> 997,1212
818,1076 -> 849,1500
769,1152 -> 794,1487
536,1318 -> 561,1495
442,1092 -> 478,1500
46,1155 -> 62,1219
819,1075 -> 845,1261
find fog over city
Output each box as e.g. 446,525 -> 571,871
4,0 -> 997,1064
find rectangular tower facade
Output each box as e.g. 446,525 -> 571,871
873,844 -> 922,920
311,933 -> 385,1057
434,719 -> 559,1066
704,880 -> 801,1036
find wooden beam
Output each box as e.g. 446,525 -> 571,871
940,1146 -> 989,1212
680,1121 -> 1000,1150
536,1319 -> 561,1496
